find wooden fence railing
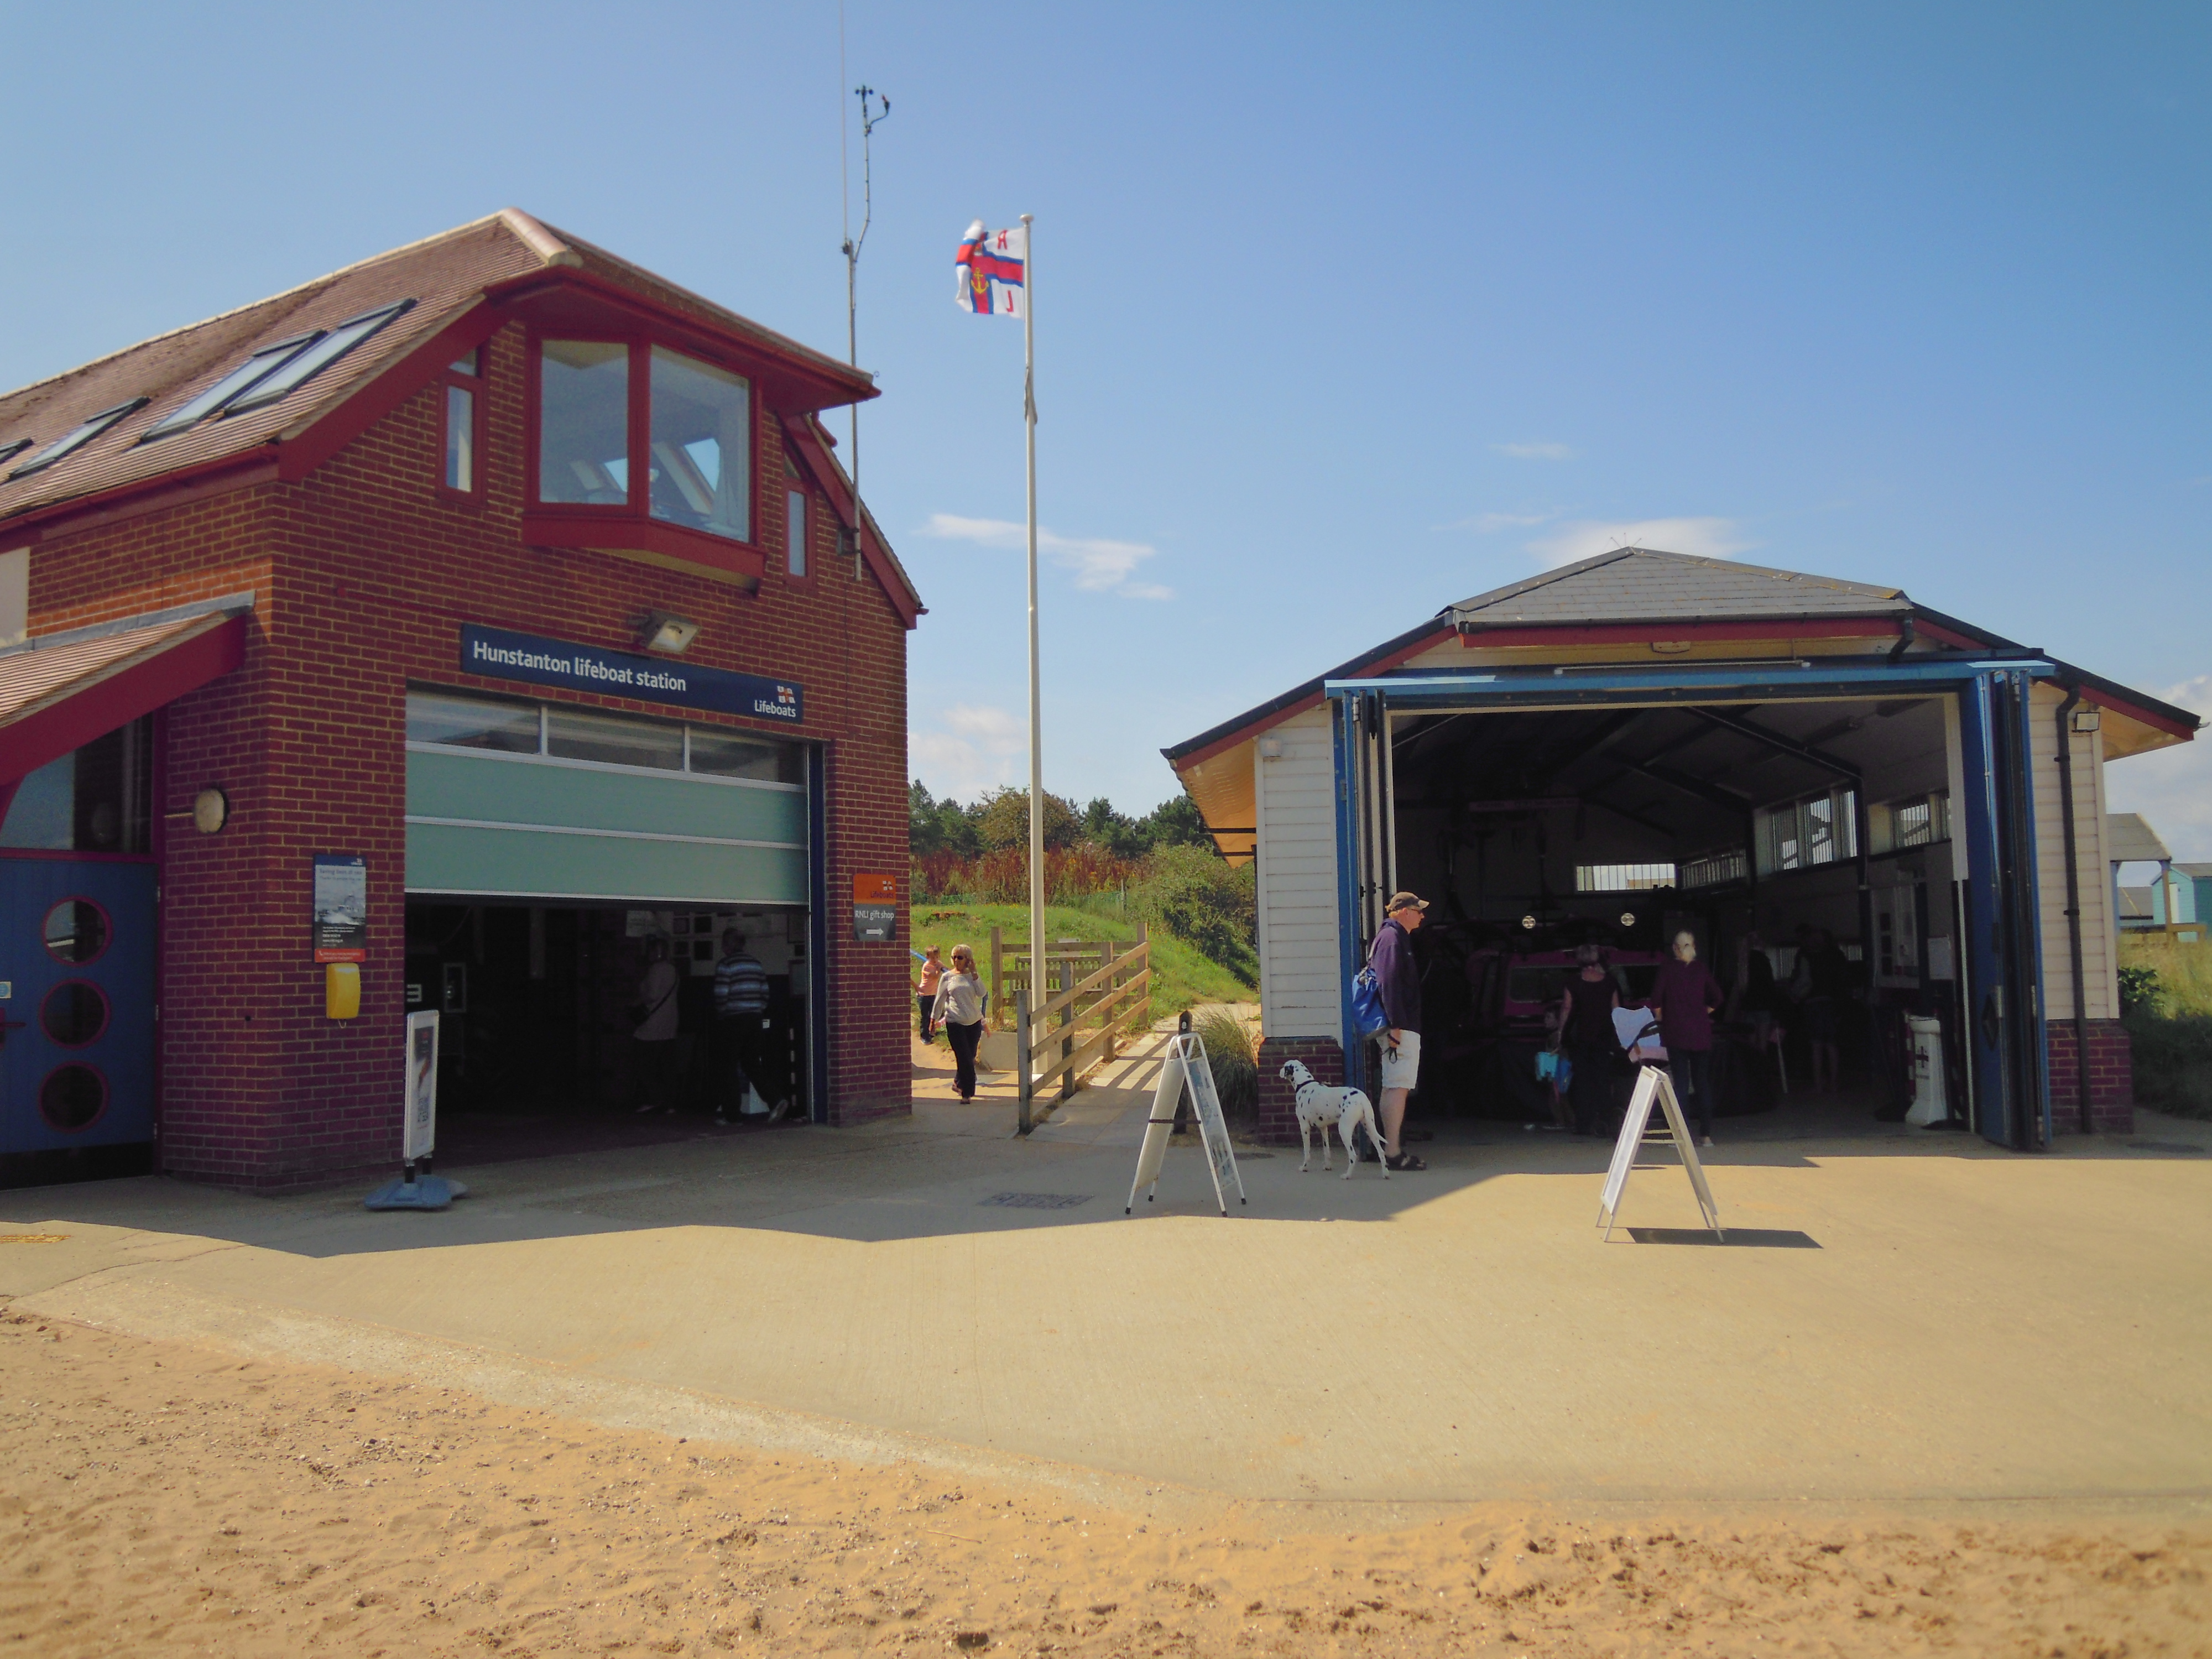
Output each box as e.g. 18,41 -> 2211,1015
1010,927 -> 1152,1133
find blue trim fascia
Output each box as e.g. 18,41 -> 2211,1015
1332,696 -> 1363,1086
807,741 -> 831,1125
1323,658 -> 2058,705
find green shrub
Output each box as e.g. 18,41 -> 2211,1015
1132,844 -> 1258,984
2118,964 -> 2164,1018
2124,1008 -> 2212,1121
1191,1007 -> 1257,1126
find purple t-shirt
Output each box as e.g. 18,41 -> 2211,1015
1652,958 -> 1726,1052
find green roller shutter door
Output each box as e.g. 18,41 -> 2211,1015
404,749 -> 807,905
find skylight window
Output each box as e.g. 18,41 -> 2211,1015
6,399 -> 149,480
139,332 -> 320,443
225,300 -> 414,414
0,440 -> 30,468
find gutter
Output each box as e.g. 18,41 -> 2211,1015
2054,683 -> 2094,1134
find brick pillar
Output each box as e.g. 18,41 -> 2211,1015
2045,1019 -> 2135,1134
1255,1036 -> 1344,1147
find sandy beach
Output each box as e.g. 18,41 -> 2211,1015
6,1299 -> 2205,1658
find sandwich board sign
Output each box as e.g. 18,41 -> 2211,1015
1597,1062 -> 1723,1242
1127,1032 -> 1247,1215
403,1010 -> 440,1162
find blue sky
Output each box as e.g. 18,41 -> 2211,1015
3,5 -> 2208,845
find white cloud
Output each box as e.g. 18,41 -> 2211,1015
1496,441 -> 1575,461
910,703 -> 1026,800
2104,674 -> 2212,861
1525,515 -> 1755,570
922,513 -> 1172,599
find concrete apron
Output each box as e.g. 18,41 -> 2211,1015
5,1098 -> 2210,1527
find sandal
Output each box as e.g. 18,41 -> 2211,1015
1384,1151 -> 1427,1171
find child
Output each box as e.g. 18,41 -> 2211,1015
915,946 -> 945,1042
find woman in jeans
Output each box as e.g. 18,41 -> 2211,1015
932,943 -> 987,1103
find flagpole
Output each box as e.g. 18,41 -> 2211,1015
1022,211 -> 1044,1129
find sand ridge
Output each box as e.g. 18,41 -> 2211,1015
4,1301 -> 2208,1656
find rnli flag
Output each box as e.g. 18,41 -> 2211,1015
956,220 -> 1026,317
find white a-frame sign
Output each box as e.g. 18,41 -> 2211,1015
1597,1063 -> 1724,1242
1127,1032 -> 1248,1215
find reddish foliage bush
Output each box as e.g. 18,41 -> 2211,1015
912,842 -> 1142,904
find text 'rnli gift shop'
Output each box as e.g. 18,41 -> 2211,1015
0,210 -> 923,1189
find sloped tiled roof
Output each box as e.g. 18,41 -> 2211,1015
0,212 -> 554,526
1446,547 -> 1910,629
0,208 -> 878,533
2107,813 -> 2173,864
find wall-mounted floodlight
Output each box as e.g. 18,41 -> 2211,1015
640,613 -> 700,655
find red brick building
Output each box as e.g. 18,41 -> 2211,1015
0,210 -> 922,1190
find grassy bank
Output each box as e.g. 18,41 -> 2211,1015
907,901 -> 1253,1027
2118,936 -> 2212,1120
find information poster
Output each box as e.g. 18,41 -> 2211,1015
312,854 -> 368,963
853,873 -> 896,942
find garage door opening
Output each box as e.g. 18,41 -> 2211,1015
1353,684 -> 2013,1142
403,687 -> 823,1163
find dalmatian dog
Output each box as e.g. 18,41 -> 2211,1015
1277,1058 -> 1390,1180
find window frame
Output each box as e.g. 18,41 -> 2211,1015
783,456 -> 812,580
437,347 -> 488,506
523,331 -> 764,581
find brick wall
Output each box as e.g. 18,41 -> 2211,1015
23,317 -> 914,1187
1255,1035 -> 1345,1147
2044,1018 -> 2134,1134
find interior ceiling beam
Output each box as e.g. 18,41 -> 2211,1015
1533,708 -> 1646,789
1586,795 -> 1677,839
1689,707 -> 1861,780
1618,755 -> 1754,813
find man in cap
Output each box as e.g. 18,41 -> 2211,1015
1368,891 -> 1429,1170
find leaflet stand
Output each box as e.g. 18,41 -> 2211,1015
1597,1057 -> 1722,1243
366,1011 -> 469,1212
1126,1026 -> 1247,1216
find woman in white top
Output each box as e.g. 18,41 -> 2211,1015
931,943 -> 987,1102
633,936 -> 682,1114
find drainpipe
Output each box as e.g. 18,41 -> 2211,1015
1887,613 -> 1917,661
2054,684 -> 2093,1134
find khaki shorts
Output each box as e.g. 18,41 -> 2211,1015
1380,1029 -> 1422,1092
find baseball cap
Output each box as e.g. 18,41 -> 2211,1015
1385,891 -> 1429,912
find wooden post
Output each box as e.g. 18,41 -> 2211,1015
1056,954 -> 1076,1103
990,926 -> 1003,1030
1100,938 -> 1119,1062
1016,988 -> 1032,1135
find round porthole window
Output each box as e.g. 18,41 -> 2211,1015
40,982 -> 110,1048
42,900 -> 110,966
38,1065 -> 108,1133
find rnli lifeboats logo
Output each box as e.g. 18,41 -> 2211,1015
751,682 -> 801,722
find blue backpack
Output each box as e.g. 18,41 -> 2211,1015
1350,967 -> 1390,1039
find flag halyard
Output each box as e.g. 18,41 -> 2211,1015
956,220 -> 1027,317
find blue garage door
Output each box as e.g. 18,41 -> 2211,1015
1,858 -> 156,1156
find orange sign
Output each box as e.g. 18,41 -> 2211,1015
853,873 -> 898,903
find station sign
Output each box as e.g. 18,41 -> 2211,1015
459,624 -> 804,725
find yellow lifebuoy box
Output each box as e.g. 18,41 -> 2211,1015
325,961 -> 362,1020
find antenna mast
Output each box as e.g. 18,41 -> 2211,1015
842,82 -> 889,578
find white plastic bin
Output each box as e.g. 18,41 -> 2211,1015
1906,1014 -> 1948,1126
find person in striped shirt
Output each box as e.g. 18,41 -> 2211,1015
712,930 -> 781,1123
